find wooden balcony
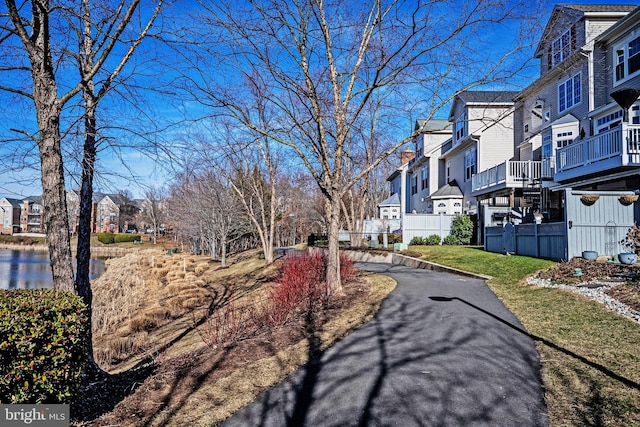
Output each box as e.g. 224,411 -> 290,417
554,124 -> 640,183
472,160 -> 542,195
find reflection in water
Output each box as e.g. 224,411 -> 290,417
0,250 -> 106,290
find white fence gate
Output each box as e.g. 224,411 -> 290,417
402,214 -> 455,245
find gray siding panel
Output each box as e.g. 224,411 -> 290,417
565,191 -> 635,258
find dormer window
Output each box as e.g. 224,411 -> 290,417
454,112 -> 467,142
552,27 -> 575,67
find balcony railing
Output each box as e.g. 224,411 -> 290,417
555,124 -> 640,181
541,156 -> 555,179
472,160 -> 542,193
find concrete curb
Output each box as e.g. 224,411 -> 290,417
342,249 -> 493,281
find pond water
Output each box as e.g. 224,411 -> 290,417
0,249 -> 106,290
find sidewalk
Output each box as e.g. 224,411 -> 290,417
222,262 -> 548,426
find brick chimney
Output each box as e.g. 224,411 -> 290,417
400,148 -> 415,166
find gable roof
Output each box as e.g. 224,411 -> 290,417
458,91 -> 519,104
378,193 -> 400,207
449,90 -> 518,120
597,5 -> 640,43
559,4 -> 638,13
430,180 -> 463,199
0,197 -> 24,208
23,195 -> 42,205
415,119 -> 452,133
535,4 -> 635,57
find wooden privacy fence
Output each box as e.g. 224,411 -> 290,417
485,190 -> 636,261
485,222 -> 567,260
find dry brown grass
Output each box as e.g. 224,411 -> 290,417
91,249 -> 280,371
85,254 -> 396,427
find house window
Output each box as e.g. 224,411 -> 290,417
411,175 -> 418,195
595,109 -> 623,133
454,112 -> 467,142
616,48 -> 625,81
556,131 -> 574,149
464,147 -> 477,181
421,167 -> 428,190
437,202 -> 446,208
614,35 -> 640,83
558,73 -> 581,113
552,28 -> 573,66
542,134 -> 552,158
630,36 -> 640,76
445,161 -> 451,183
531,101 -> 543,129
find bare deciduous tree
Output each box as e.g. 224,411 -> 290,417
184,0 -> 538,294
142,185 -> 167,244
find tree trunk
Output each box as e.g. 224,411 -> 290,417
325,196 -> 342,295
28,13 -> 74,292
220,236 -> 227,267
39,129 -> 75,292
75,91 -> 97,360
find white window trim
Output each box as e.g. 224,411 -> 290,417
613,33 -> 640,86
445,160 -> 451,183
464,147 -> 477,182
454,112 -> 467,143
558,72 -> 582,114
552,29 -> 571,67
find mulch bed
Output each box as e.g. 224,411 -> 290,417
534,257 -> 640,312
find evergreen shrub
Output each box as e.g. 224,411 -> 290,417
97,233 -> 115,244
0,290 -> 88,403
424,234 -> 442,245
114,234 -> 141,243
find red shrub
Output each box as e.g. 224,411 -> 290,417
268,252 -> 327,323
339,252 -> 357,284
194,251 -> 360,348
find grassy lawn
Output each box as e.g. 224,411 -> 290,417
409,245 -> 640,426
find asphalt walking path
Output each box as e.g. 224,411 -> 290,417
222,262 -> 548,427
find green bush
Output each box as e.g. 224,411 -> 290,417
114,233 -> 141,243
442,235 -> 460,245
425,234 -> 442,245
410,236 -> 425,245
97,232 -> 115,244
0,290 -> 89,403
450,213 -> 474,245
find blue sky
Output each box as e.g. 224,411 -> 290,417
1,0 -> 639,199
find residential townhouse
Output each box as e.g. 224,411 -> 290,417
387,3 -> 640,252
406,120 -> 452,214
67,190 -> 143,234
445,90 -> 520,216
0,198 -> 23,234
556,5 -> 640,192
21,196 -> 43,233
385,148 -> 415,216
0,197 -> 44,234
512,4 -> 637,220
